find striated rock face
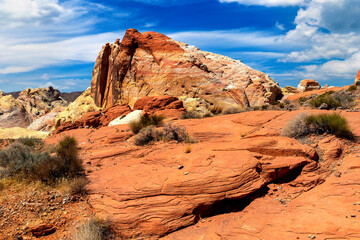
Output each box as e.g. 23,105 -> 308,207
0,94 -> 31,128
17,87 -> 67,119
355,69 -> 360,84
297,79 -> 321,92
91,29 -> 282,109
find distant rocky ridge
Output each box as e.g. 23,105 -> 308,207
91,28 -> 283,110
0,87 -> 68,130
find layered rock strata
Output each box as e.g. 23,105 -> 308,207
91,29 -> 282,109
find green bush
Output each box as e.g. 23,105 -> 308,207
279,103 -> 285,108
299,97 -> 307,103
56,136 -> 83,177
309,92 -> 341,109
282,113 -> 353,139
356,81 -> 360,86
261,105 -> 268,110
347,85 -> 357,92
306,113 -> 353,139
129,114 -> 165,134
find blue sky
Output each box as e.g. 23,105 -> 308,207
0,0 -> 360,92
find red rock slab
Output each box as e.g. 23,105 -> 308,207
86,134 -> 317,237
164,152 -> 360,240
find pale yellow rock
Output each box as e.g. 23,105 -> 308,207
0,127 -> 49,139
52,88 -> 100,129
0,95 -> 23,111
179,97 -> 210,115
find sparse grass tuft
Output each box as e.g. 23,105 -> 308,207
299,97 -> 307,103
182,111 -> 202,119
133,126 -> 163,146
73,217 -> 114,240
222,107 -> 243,115
129,114 -> 165,134
184,145 -> 191,154
18,137 -> 44,149
282,113 -> 353,139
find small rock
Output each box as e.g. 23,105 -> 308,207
50,195 -> 55,200
184,172 -> 188,175
351,214 -> 356,218
334,171 -> 342,178
178,165 -> 184,170
308,234 -> 316,239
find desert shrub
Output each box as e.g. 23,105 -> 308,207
58,177 -> 89,196
56,136 -> 83,177
279,103 -> 285,108
347,85 -> 357,92
299,97 -> 307,103
306,113 -> 353,139
261,105 -> 268,110
0,142 -> 50,179
356,81 -> 360,86
282,113 -> 353,139
18,137 -> 44,149
309,92 -> 341,109
282,113 -> 310,139
271,101 -> 280,106
182,111 -> 202,119
332,91 -> 354,108
222,107 -> 243,115
73,217 -> 114,240
163,124 -> 195,143
133,126 -> 164,146
0,136 -> 83,183
129,114 -> 165,134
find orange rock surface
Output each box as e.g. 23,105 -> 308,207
91,29 -> 282,109
47,109 -> 360,239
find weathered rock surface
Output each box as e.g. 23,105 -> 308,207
281,86 -> 298,95
91,29 -> 282,109
17,87 -> 67,119
0,94 -> 31,128
53,104 -> 131,134
53,87 -> 100,129
355,69 -> 360,84
108,110 -> 143,126
297,79 -> 321,92
46,109 -> 360,238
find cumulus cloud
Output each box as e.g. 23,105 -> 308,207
218,0 -> 307,7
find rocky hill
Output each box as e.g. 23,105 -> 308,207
91,29 -> 282,110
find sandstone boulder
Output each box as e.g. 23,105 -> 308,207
108,110 -> 144,126
91,29 -> 282,110
281,86 -> 298,95
297,79 -> 321,92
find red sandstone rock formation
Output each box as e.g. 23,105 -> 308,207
297,79 -> 321,92
47,109 -> 360,238
355,69 -> 360,84
91,29 -> 282,109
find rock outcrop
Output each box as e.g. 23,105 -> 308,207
53,88 -> 100,129
355,69 -> 360,84
297,79 -> 321,92
91,29 -> 282,110
48,110 -> 359,238
17,87 -> 67,119
0,94 -> 31,128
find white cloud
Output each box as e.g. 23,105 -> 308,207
218,0 -> 307,7
41,73 -> 50,81
275,22 -> 285,30
0,32 -> 123,74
